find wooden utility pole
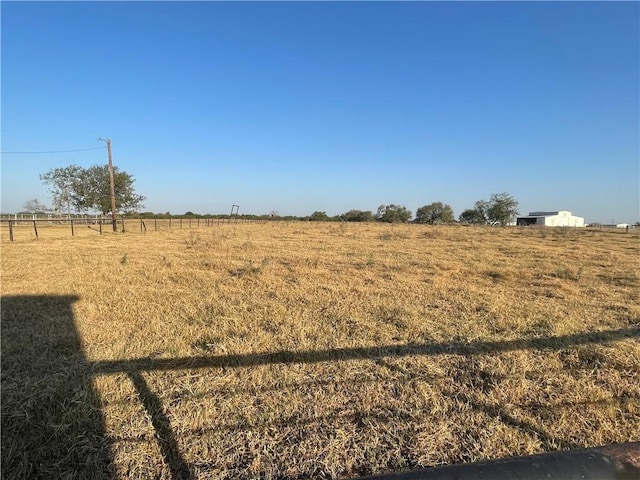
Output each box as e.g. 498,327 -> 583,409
99,137 -> 118,232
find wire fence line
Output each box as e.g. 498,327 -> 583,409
1,215 -> 264,241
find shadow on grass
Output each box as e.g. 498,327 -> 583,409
127,370 -> 193,479
92,326 -> 639,374
2,294 -> 638,479
1,295 -> 194,480
376,358 -> 581,451
1,295 -> 113,479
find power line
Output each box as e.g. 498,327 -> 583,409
1,146 -> 106,154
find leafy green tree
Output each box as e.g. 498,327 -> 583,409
341,209 -> 375,222
415,202 -> 455,224
39,165 -> 85,215
486,192 -> 519,226
359,211 -> 375,222
458,208 -> 486,224
309,211 -> 330,221
458,195 -> 518,226
82,165 -> 144,215
341,209 -> 360,222
41,164 -> 145,215
473,200 -> 489,222
375,204 -> 412,223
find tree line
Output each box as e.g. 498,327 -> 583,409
28,164 -> 519,225
308,193 -> 519,226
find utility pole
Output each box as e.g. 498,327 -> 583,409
98,137 -> 118,232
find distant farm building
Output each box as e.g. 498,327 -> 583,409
516,211 -> 585,227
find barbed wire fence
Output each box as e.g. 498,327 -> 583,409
1,214 -> 265,242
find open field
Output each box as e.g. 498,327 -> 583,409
2,222 -> 639,479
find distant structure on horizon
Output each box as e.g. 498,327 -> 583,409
516,210 -> 585,227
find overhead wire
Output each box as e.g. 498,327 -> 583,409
1,147 -> 106,154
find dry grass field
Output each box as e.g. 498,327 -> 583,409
2,221 -> 639,479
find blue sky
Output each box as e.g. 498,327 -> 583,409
1,1 -> 638,223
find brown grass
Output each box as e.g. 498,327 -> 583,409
2,222 -> 639,479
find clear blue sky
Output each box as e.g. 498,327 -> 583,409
2,1 -> 638,223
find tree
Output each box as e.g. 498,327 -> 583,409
23,198 -> 50,214
415,202 -> 455,224
41,164 -> 145,215
375,204 -> 412,223
458,196 -> 519,225
77,165 -> 145,215
473,200 -> 489,223
39,165 -> 85,215
459,200 -> 489,224
341,209 -> 374,222
486,192 -> 519,226
309,211 -> 330,221
458,208 -> 486,224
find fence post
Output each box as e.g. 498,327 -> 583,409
197,218 -> 200,227
155,217 -> 157,231
121,216 -> 126,233
169,217 -> 172,229
99,221 -> 102,235
71,220 -> 74,237
33,220 -> 39,239
9,220 -> 14,241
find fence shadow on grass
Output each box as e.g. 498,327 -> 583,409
2,293 -> 638,480
92,325 -> 639,374
375,358 -> 581,452
93,322 -> 638,478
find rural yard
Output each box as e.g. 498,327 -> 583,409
1,222 -> 639,479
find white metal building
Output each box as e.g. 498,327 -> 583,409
516,210 -> 585,227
